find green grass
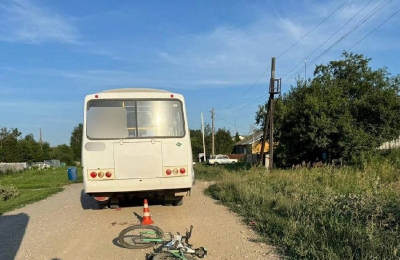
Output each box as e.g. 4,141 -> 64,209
195,151 -> 400,260
0,166 -> 82,215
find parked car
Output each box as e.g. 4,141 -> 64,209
207,155 -> 238,165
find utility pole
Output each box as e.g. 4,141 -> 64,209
259,57 -> 281,169
211,108 -> 215,158
259,104 -> 270,166
39,128 -> 43,150
269,59 -> 276,170
305,58 -> 307,83
201,113 -> 206,162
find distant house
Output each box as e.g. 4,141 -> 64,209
231,131 -> 269,154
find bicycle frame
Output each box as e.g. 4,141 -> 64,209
118,224 -> 207,259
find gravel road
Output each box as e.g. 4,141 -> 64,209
0,181 -> 279,260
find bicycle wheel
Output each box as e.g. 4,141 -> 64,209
152,252 -> 196,260
118,225 -> 164,249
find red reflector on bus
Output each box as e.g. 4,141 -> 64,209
166,169 -> 172,175
170,94 -> 174,98
90,172 -> 97,178
105,171 -> 112,178
180,168 -> 186,174
95,94 -> 98,98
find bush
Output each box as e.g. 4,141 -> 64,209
0,185 -> 20,201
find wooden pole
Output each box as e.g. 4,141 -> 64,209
269,58 -> 276,170
211,108 -> 215,158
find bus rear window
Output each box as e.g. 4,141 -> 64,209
86,99 -> 185,139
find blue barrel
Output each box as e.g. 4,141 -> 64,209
67,166 -> 77,181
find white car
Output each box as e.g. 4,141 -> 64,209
207,155 -> 238,165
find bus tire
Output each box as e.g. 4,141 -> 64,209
173,197 -> 183,206
97,201 -> 109,209
163,199 -> 173,206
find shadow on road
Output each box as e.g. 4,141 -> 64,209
79,189 -> 99,210
0,213 -> 29,260
80,189 -> 167,210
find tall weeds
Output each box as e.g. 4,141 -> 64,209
197,156 -> 400,259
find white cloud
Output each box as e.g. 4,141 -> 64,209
0,0 -> 79,44
278,18 -> 306,41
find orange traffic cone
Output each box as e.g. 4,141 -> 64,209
141,199 -> 154,225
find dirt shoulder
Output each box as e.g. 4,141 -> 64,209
0,181 -> 279,260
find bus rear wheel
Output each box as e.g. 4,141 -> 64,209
173,197 -> 183,206
97,200 -> 109,209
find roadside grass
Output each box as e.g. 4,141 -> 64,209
0,167 -> 82,215
195,151 -> 400,259
194,162 -> 251,181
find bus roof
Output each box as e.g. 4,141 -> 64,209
100,88 -> 169,94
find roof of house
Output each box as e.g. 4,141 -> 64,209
234,131 -> 264,146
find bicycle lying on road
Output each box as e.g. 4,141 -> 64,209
118,224 -> 207,260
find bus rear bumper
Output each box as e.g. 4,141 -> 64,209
84,176 -> 192,194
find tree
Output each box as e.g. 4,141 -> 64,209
0,127 -> 22,162
70,123 -> 83,162
18,134 -> 42,163
0,127 -> 51,163
51,144 -> 74,165
190,129 -> 203,161
234,132 -> 241,142
259,52 -> 400,166
214,128 -> 234,155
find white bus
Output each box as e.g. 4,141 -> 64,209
82,88 -> 194,207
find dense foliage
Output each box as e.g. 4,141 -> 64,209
0,127 -> 51,163
0,124 -> 82,165
70,123 -> 83,162
258,52 -> 400,166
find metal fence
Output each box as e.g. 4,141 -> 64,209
0,163 -> 28,173
44,160 -> 61,167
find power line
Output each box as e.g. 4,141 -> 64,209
214,0 -> 397,131
348,7 -> 400,51
216,0 -> 349,111
217,66 -> 270,110
283,0 -> 393,84
281,0 -> 374,80
277,0 -> 349,59
214,114 -> 248,133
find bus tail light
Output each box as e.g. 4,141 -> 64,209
163,166 -> 187,177
88,169 -> 114,180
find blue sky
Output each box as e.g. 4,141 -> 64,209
1,0 -> 399,146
